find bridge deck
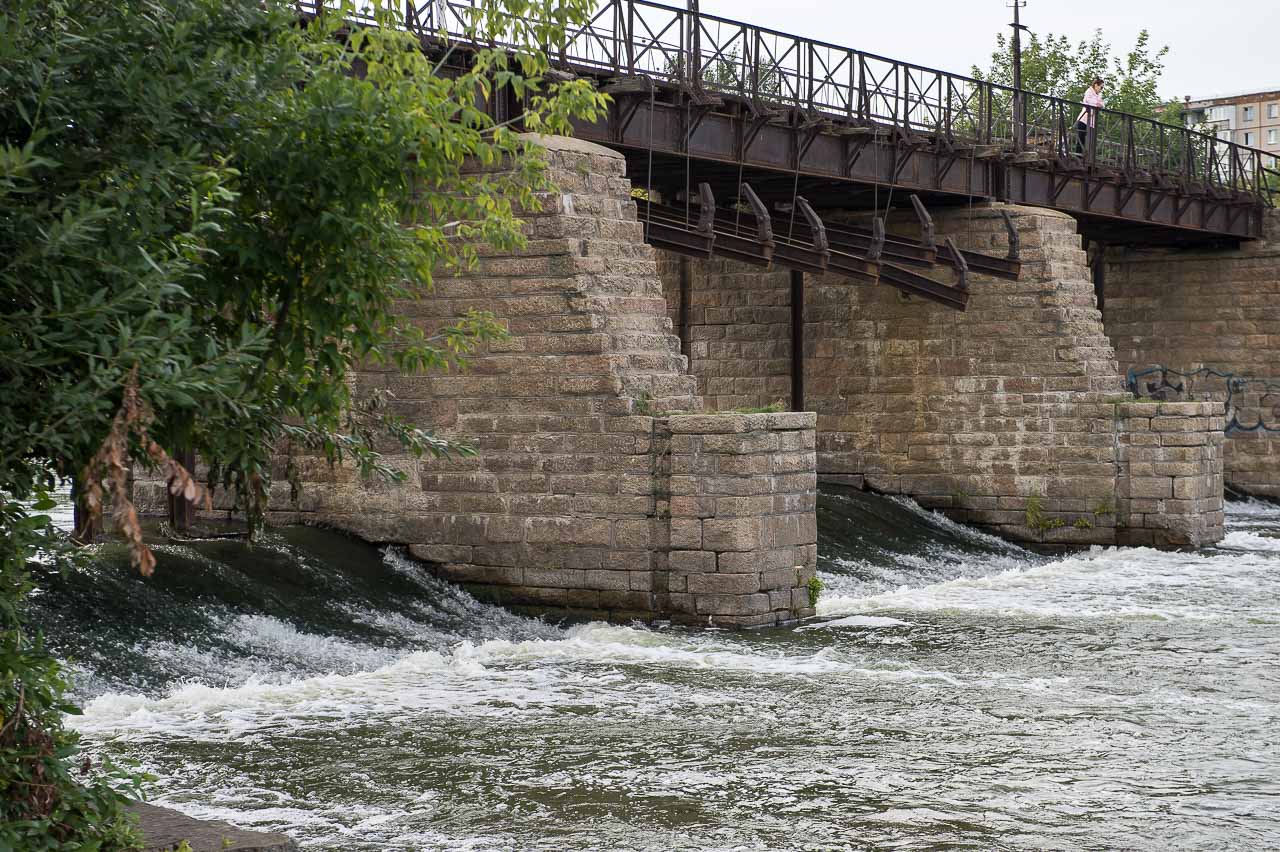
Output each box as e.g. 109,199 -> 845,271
299,0 -> 1279,244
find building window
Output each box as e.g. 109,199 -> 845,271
1207,105 -> 1232,122
1270,129 -> 1279,145
1270,104 -> 1279,119
1244,106 -> 1256,121
1244,131 -> 1255,146
1269,156 -> 1279,169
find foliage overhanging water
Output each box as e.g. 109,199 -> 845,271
32,490 -> 1280,849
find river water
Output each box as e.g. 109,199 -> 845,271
32,490 -> 1280,850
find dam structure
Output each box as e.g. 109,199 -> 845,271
142,1 -> 1279,625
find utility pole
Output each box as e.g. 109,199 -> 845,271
1009,0 -> 1028,151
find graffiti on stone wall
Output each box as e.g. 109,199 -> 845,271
1127,366 -> 1280,435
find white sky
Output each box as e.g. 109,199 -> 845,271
695,0 -> 1280,100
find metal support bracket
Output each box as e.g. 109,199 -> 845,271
1115,185 -> 1138,216
685,101 -> 722,144
696,182 -> 716,234
1087,180 -> 1107,209
609,85 -> 656,143
866,217 -> 886,262
843,134 -> 873,176
945,236 -> 969,291
795,197 -> 828,256
1050,172 -> 1073,203
909,195 -> 935,250
795,118 -> 828,169
1000,209 -> 1020,261
742,113 -> 774,158
739,183 -> 775,247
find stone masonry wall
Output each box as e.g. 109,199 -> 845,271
1105,209 -> 1280,498
656,253 -> 793,410
657,203 -> 1225,548
1115,401 -> 1225,546
662,412 -> 818,627
134,134 -> 816,627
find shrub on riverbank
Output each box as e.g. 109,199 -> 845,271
0,0 -> 605,845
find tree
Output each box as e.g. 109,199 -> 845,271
0,0 -> 605,846
972,28 -> 1174,120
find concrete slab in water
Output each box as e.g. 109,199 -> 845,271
130,802 -> 297,852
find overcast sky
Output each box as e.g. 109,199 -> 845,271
695,0 -> 1279,100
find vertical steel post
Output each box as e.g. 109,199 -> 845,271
688,0 -> 700,84
790,270 -> 805,412
678,256 -> 692,360
1091,240 -> 1107,313
625,1 -> 635,72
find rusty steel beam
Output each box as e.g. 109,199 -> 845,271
879,263 -> 969,311
639,196 -> 968,309
574,91 -> 1262,242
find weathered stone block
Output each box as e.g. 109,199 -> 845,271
523,567 -> 587,589
431,562 -> 523,587
526,517 -> 613,547
669,520 -> 703,550
687,573 -> 761,595
584,569 -> 631,591
694,593 -> 771,616
667,550 -> 715,573
408,544 -> 473,564
596,590 -> 654,611
702,518 -> 764,552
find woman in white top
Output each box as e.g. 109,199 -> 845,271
1076,77 -> 1105,155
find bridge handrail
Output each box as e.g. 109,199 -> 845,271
299,0 -> 1280,208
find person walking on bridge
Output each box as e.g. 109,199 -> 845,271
1076,77 -> 1105,155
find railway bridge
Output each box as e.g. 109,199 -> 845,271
168,2 -> 1280,625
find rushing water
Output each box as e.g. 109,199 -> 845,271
31,490 -> 1280,850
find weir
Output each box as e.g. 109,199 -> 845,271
136,1 -> 1280,623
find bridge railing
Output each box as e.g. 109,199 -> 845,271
300,0 -> 1280,208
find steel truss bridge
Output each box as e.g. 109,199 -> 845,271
294,1 -> 1278,313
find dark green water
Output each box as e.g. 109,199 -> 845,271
34,490 -> 1280,850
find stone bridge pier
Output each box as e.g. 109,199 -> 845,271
252,135 -> 819,628
657,202 -> 1227,548
1103,210 -> 1280,500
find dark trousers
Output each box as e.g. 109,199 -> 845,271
1075,121 -> 1090,155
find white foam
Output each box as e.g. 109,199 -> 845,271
135,612 -> 408,690
74,622 -> 971,739
1225,497 -> 1280,517
1220,530 -> 1280,552
818,545 -> 1280,623
798,615 -> 914,630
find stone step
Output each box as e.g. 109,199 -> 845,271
609,331 -> 682,355
612,352 -> 691,373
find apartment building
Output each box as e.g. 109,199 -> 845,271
1181,88 -> 1280,167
